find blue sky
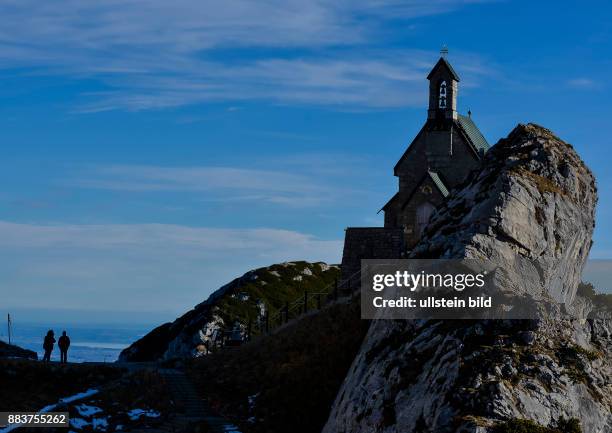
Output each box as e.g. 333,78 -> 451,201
1,0 -> 611,321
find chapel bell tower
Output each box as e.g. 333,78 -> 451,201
427,46 -> 460,121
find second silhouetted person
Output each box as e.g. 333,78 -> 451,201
58,331 -> 70,363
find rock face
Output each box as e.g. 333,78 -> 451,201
412,123 -> 597,306
323,125 -> 611,433
119,261 -> 340,361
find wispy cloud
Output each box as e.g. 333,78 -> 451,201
0,220 -> 342,312
64,162 -> 377,208
0,1 -> 490,55
567,78 -> 601,89
0,0 -> 496,111
73,165 -> 319,193
76,51 -> 496,112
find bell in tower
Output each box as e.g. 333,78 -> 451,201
439,81 -> 447,108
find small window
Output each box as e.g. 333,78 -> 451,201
439,80 -> 447,109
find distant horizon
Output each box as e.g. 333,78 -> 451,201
2,258 -> 611,332
1,307 -> 176,327
0,320 -> 146,363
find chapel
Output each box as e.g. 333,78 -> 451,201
340,51 -> 490,282
381,51 -> 489,248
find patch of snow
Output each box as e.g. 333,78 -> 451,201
127,409 -> 160,421
70,418 -> 91,429
281,262 -> 296,267
116,425 -> 124,431
248,392 -> 260,410
269,270 -> 281,278
38,403 -> 58,413
92,417 -> 108,431
259,280 -> 267,285
60,389 -> 100,404
222,424 -> 242,433
301,267 -> 313,276
76,404 -> 102,417
293,275 -> 303,281
237,292 -> 250,301
0,389 -> 100,433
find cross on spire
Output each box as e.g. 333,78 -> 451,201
440,44 -> 449,58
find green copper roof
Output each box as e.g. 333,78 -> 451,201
428,171 -> 449,197
457,114 -> 489,154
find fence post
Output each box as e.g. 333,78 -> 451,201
303,291 -> 308,314
334,278 -> 338,301
317,293 -> 321,310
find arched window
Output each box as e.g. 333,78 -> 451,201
439,80 -> 447,109
416,202 -> 436,237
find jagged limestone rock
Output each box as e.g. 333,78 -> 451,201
413,123 -> 597,306
323,125 -> 611,433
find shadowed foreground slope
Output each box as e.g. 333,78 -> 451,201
0,340 -> 37,360
188,298 -> 368,433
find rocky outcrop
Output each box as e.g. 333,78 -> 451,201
412,123 -> 597,307
0,341 -> 37,360
119,261 -> 340,361
323,124 -> 611,433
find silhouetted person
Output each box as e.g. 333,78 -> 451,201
58,331 -> 70,363
42,330 -> 55,362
